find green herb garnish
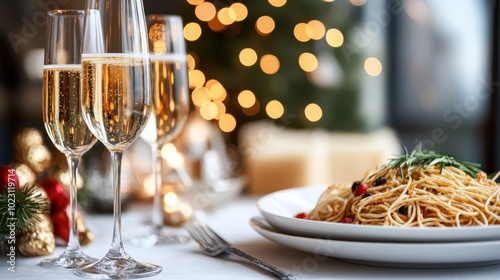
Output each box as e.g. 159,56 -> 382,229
382,143 -> 481,178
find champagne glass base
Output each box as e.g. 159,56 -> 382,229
40,250 -> 97,269
129,231 -> 190,247
74,255 -> 162,279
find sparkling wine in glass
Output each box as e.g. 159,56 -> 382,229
132,14 -> 191,247
75,0 -> 162,278
40,10 -> 98,269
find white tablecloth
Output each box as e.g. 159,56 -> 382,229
3,194 -> 500,280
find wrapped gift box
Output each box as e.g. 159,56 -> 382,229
239,121 -> 401,194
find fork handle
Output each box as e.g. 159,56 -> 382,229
226,246 -> 297,280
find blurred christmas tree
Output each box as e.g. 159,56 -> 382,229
169,0 -> 387,135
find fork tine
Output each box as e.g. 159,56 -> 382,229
185,223 -> 199,242
187,223 -> 209,246
186,222 -> 222,252
201,224 -> 230,246
186,222 -> 297,279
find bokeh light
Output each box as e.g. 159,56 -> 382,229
200,101 -> 219,120
184,22 -> 202,41
238,90 -> 256,108
195,2 -> 216,22
218,114 -> 237,132
161,143 -> 178,162
207,81 -> 227,101
218,7 -> 236,25
294,23 -> 311,42
260,54 -> 280,75
364,57 -> 383,77
298,52 -> 318,72
269,0 -> 287,7
213,101 -> 226,119
191,87 -> 211,107
308,20 -> 325,40
256,16 -> 275,35
304,103 -> 323,122
350,0 -> 366,6
187,54 -> 196,70
188,69 -> 205,88
187,0 -> 204,5
231,3 -> 248,22
266,100 -> 285,119
239,48 -> 258,67
326,28 -> 344,48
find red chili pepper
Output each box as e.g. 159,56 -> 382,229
294,212 -> 307,219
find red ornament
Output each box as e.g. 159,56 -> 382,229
0,165 -> 20,193
39,178 -> 71,244
39,178 -> 70,212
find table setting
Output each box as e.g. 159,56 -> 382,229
4,190 -> 500,280
3,134 -> 500,279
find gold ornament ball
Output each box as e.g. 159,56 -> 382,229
18,214 -> 55,257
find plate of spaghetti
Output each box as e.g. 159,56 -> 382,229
257,145 -> 500,242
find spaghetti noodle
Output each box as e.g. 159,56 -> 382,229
307,146 -> 500,227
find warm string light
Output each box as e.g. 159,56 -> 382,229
326,28 -> 344,48
298,53 -> 318,72
268,0 -> 287,8
255,15 -> 275,35
237,90 -> 256,108
350,0 -> 366,7
184,22 -> 202,41
260,54 -> 280,75
195,2 -> 216,22
304,103 -> 323,122
239,48 -> 258,67
266,100 -> 284,119
364,57 -> 383,77
142,174 -> 156,198
184,0 -> 382,130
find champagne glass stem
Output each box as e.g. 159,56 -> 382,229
40,153 -> 96,268
128,141 -> 189,246
76,150 -> 162,278
151,143 -> 163,233
66,154 -> 82,253
108,151 -> 126,258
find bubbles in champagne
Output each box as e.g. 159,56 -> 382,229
42,65 -> 97,155
139,54 -> 189,146
81,54 -> 151,151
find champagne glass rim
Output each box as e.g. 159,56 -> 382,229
81,53 -> 150,58
47,9 -> 84,17
43,64 -> 81,69
147,14 -> 183,20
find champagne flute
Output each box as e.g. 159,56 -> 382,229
75,0 -> 161,278
132,14 -> 190,247
40,10 -> 98,269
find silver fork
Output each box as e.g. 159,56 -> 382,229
185,221 -> 298,280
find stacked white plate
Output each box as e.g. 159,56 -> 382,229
252,185 -> 500,268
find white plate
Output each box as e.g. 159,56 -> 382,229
257,185 -> 500,242
250,216 -> 500,268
